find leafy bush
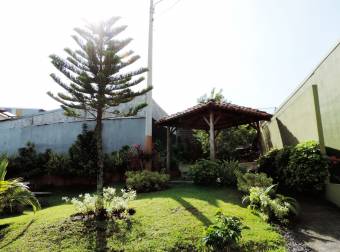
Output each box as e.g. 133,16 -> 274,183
242,185 -> 299,225
125,170 -> 170,192
219,159 -> 243,186
236,172 -> 273,193
285,141 -> 328,192
202,211 -> 245,251
189,159 -> 245,186
257,141 -> 328,193
63,187 -> 136,219
5,126 -> 115,179
110,145 -> 131,174
193,126 -> 258,162
69,124 -> 98,177
0,158 -> 41,214
43,149 -> 72,176
188,159 -> 221,185
257,148 -> 280,180
7,142 -> 47,179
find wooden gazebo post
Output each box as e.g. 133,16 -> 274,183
209,111 -> 216,160
166,127 -> 175,173
203,110 -> 217,160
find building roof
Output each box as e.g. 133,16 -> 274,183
157,100 -> 272,130
0,110 -> 16,120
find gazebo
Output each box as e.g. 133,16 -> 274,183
156,100 -> 272,171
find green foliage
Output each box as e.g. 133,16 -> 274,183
109,145 -> 131,173
197,88 -> 227,103
172,136 -> 203,164
285,141 -> 328,192
202,211 -> 244,251
125,170 -> 170,192
193,125 -> 257,161
219,159 -> 243,186
189,159 -> 244,186
7,142 -> 46,179
256,148 -> 280,180
0,157 -> 40,214
257,141 -> 328,193
69,124 -> 97,177
189,159 -> 221,185
5,127 -> 120,179
242,185 -> 299,225
48,17 -> 151,118
43,150 -> 72,176
236,172 -> 273,193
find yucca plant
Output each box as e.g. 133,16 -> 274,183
0,158 -> 41,214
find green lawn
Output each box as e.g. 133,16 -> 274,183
0,184 -> 286,251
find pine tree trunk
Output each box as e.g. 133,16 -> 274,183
95,107 -> 104,217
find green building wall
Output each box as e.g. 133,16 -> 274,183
261,41 -> 340,156
260,41 -> 340,206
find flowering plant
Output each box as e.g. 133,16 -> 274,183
63,187 -> 136,218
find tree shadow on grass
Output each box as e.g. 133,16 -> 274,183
0,218 -> 34,250
0,223 -> 11,242
136,184 -> 245,227
62,217 -> 137,251
139,184 -> 243,208
175,197 -> 212,226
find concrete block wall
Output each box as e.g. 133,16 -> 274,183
0,117 -> 146,154
0,95 -> 166,155
261,42 -> 340,155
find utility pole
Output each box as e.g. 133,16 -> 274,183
144,0 -> 154,170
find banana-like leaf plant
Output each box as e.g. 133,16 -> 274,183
0,158 -> 41,213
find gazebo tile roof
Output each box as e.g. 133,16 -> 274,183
157,100 -> 272,130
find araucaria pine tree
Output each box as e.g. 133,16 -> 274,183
48,17 -> 151,216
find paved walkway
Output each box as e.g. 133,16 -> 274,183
293,197 -> 340,252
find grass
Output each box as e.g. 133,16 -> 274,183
0,184 -> 286,251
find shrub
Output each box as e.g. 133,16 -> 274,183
7,142 -> 46,179
125,170 -> 170,192
219,159 -> 243,186
43,149 -> 71,176
257,141 -> 329,193
109,145 -> 131,174
242,185 -> 299,225
63,187 -> 136,219
202,211 -> 245,251
236,172 -> 273,193
69,124 -> 97,177
188,159 -> 221,185
285,141 -> 328,192
256,148 -> 279,178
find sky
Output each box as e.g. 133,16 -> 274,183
0,0 -> 339,115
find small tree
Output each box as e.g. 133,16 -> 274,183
48,17 -> 151,216
197,88 -> 226,104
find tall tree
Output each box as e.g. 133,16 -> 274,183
48,17 -> 151,215
197,88 -> 226,104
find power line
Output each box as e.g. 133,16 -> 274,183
156,0 -> 182,17
154,0 -> 167,5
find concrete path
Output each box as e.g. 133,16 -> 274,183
293,197 -> 340,252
